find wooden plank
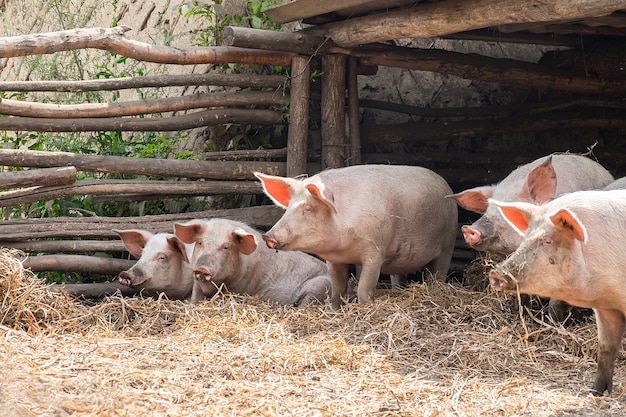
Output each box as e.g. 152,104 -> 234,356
265,0 -> 376,24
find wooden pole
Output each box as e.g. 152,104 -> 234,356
223,26 -> 329,55
0,166 -> 76,189
321,54 -> 347,169
21,254 -> 134,275
346,57 -> 361,166
286,56 -> 311,177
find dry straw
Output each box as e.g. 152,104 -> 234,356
0,248 -> 624,416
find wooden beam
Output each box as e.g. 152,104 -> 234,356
0,167 -> 76,189
321,54 -> 347,169
265,0 -> 377,24
308,0 -> 626,47
286,56 -> 311,177
22,254 -> 134,275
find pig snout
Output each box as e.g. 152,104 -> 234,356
262,234 -> 279,250
118,270 -> 133,287
488,268 -> 517,291
461,225 -> 482,247
193,267 -> 213,283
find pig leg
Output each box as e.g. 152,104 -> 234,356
592,309 -> 626,395
294,275 -> 331,306
329,262 -> 350,309
189,281 -> 205,304
356,254 -> 384,304
390,274 -> 407,289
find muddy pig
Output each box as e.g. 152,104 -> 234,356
173,218 -> 331,305
449,153 -> 614,257
115,229 -> 194,300
255,164 -> 458,309
488,190 -> 626,395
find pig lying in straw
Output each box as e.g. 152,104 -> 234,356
174,218 -> 331,305
488,189 -> 626,395
115,229 -> 194,300
255,164 -> 458,308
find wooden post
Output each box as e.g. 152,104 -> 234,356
346,57 -> 361,166
321,54 -> 347,169
286,56 -> 311,177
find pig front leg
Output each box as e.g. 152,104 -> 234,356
593,308 -> 626,395
189,281 -> 206,304
329,262 -> 350,309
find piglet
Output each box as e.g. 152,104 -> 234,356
174,218 -> 331,306
115,229 -> 194,300
255,164 -> 458,308
488,190 -> 626,395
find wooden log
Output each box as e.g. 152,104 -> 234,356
223,26 -> 329,55
204,148 -> 287,161
321,54 -> 347,169
346,57 -> 361,165
0,239 -> 126,253
0,73 -> 288,93
286,56 -> 311,177
308,0 -> 626,47
54,281 -> 137,299
0,205 -> 284,241
0,180 -> 263,208
0,91 -> 288,118
0,108 -> 285,132
359,112 -> 626,144
0,149 -> 283,179
0,166 -> 76,189
0,26 -> 295,66
21,254 -> 135,274
351,44 -> 626,97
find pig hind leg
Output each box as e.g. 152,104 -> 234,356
294,275 -> 331,306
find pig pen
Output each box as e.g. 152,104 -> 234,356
0,248 -> 624,416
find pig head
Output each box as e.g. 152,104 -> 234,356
487,190 -> 626,395
449,154 -> 614,257
115,229 -> 193,300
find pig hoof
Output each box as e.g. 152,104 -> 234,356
193,267 -> 212,283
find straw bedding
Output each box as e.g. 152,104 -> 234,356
1,248 -> 624,416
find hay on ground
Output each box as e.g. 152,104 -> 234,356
0,249 -> 624,416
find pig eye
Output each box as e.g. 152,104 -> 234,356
549,257 -> 557,265
541,236 -> 553,246
303,205 -> 312,214
222,243 -> 231,250
157,253 -> 167,262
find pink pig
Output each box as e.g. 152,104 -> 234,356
488,190 -> 626,395
255,164 -> 458,308
115,229 -> 194,300
449,153 -> 614,257
174,218 -> 331,305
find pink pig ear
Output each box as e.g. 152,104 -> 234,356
526,155 -> 557,204
167,236 -> 190,263
231,228 -> 257,255
255,172 -> 295,208
447,186 -> 494,214
113,229 -> 153,258
490,199 -> 534,236
549,209 -> 587,242
174,221 -> 205,244
305,183 -> 337,213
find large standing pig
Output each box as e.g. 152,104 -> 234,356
255,165 -> 458,308
173,218 -> 331,305
488,190 -> 626,395
115,229 -> 194,300
449,154 -> 614,257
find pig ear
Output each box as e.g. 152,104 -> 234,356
549,209 -> 587,242
489,199 -> 535,236
254,172 -> 299,208
113,229 -> 153,258
526,155 -> 557,204
167,235 -> 190,263
174,221 -> 205,244
305,183 -> 337,213
446,186 -> 494,213
231,228 -> 258,255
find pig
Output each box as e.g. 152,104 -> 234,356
173,218 -> 331,305
114,229 -> 194,300
448,153 -> 614,257
255,164 -> 458,309
488,189 -> 626,395
603,176 -> 626,190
